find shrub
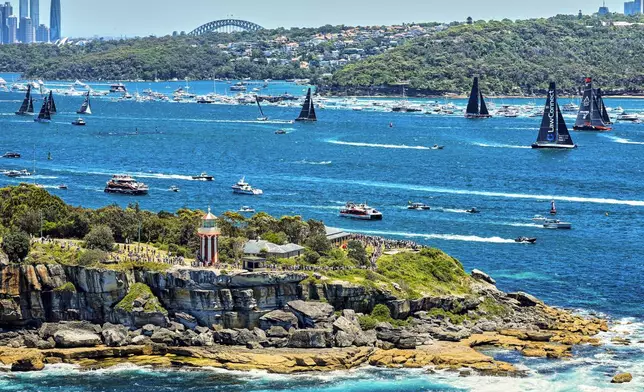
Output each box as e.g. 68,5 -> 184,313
83,225 -> 115,252
1,231 -> 31,263
53,282 -> 77,292
371,304 -> 392,321
303,249 -> 320,264
78,249 -> 107,267
305,234 -> 332,255
262,231 -> 288,245
358,315 -> 378,330
347,240 -> 368,266
115,283 -> 167,314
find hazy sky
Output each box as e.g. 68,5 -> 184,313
31,0 -> 622,37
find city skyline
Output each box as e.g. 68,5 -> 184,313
10,0 -> 638,38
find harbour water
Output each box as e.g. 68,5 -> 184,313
0,75 -> 642,390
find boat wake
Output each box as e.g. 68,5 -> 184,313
294,160 -> 332,165
472,142 -> 531,149
326,140 -> 432,150
602,135 -> 644,145
342,228 -> 517,244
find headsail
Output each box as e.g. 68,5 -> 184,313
48,91 -> 57,114
479,91 -> 489,116
532,82 -> 576,149
35,96 -> 51,122
15,85 -> 32,115
596,88 -> 611,124
27,97 -> 34,113
574,78 -> 609,130
295,88 -> 317,121
466,77 -> 480,116
77,91 -> 92,115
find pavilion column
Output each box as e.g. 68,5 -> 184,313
207,236 -> 212,264
214,235 -> 219,264
201,236 -> 205,261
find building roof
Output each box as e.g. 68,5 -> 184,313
325,226 -> 351,241
244,240 -> 305,255
202,206 -> 217,220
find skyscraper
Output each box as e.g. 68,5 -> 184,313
49,0 -> 59,41
35,22 -> 48,42
19,15 -> 32,42
6,14 -> 17,43
19,0 -> 27,19
1,2 -> 13,44
29,0 -> 38,26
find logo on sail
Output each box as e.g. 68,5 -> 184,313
548,89 -> 556,133
583,97 -> 590,107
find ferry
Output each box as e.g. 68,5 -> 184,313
339,202 -> 383,220
232,177 -> 263,195
104,175 -> 149,195
192,172 -> 214,181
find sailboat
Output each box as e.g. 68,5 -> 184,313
77,91 -> 92,115
255,96 -> 268,121
295,88 -> 317,122
550,200 -> 557,215
573,78 -> 610,131
464,77 -> 491,119
15,85 -> 34,115
531,82 -> 576,149
34,96 -> 51,123
47,91 -> 57,114
595,88 -> 611,125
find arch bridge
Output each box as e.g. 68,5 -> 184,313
189,19 -> 264,35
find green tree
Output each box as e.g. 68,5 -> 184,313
262,231 -> 288,245
305,234 -> 332,255
347,240 -> 368,266
83,225 -> 115,252
78,249 -> 107,267
1,231 -> 31,263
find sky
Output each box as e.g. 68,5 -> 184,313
28,0 -> 625,38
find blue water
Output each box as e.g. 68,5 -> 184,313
0,74 -> 642,390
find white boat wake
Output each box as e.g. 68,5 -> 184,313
602,135 -> 644,145
326,140 -> 432,150
472,142 -> 531,149
342,228 -> 517,244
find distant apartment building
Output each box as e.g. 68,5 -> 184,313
624,0 -> 642,15
6,14 -> 16,43
0,2 -> 13,44
35,22 -> 47,42
19,15 -> 32,42
29,0 -> 37,25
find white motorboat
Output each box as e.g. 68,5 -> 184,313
407,202 -> 430,210
616,112 -> 639,122
232,177 -> 263,195
340,202 -> 383,220
532,214 -> 547,223
192,172 -> 214,181
239,206 -> 256,213
543,219 -> 572,229
169,186 -> 180,192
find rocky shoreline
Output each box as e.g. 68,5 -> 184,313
0,262 -> 608,375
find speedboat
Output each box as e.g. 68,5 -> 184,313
407,202 -> 430,210
257,116 -> 268,121
2,152 -> 20,158
232,177 -> 263,195
72,118 -> 86,126
466,207 -> 480,214
5,170 -> 23,177
275,129 -> 287,134
57,184 -> 68,190
431,144 -> 444,150
339,202 -> 383,220
515,237 -> 537,244
104,175 -> 149,195
616,112 -> 639,122
239,206 -> 256,213
169,185 -> 180,192
543,219 -> 572,229
192,172 -> 214,181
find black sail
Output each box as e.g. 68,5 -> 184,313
596,88 -> 611,124
27,97 -> 34,113
48,91 -> 57,114
536,83 -> 558,144
574,78 -> 606,129
77,92 -> 91,114
255,96 -> 265,118
16,85 -> 32,114
556,105 -> 575,146
36,96 -> 51,121
479,91 -> 490,115
466,77 -> 480,115
295,88 -> 316,121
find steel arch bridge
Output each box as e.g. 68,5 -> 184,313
188,19 -> 264,35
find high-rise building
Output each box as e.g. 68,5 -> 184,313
18,0 -> 26,19
624,0 -> 642,14
0,6 -> 4,44
19,15 -> 32,42
49,0 -> 59,41
6,14 -> 17,43
35,22 -> 48,42
1,2 -> 14,44
29,0 -> 37,26
636,0 -> 643,13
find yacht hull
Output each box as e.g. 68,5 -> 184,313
531,143 -> 577,149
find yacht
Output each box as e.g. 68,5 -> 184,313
232,177 -> 263,195
561,102 -> 579,112
407,202 -> 430,210
5,169 -> 31,178
239,206 -> 256,213
616,111 -> 639,122
431,144 -> 445,150
532,214 -> 547,223
57,184 -> 68,190
515,237 -> 537,244
192,172 -> 214,181
543,219 -> 572,230
109,83 -> 127,93
275,129 -> 287,134
2,152 -> 21,158
230,82 -> 247,92
339,202 -> 383,220
72,118 -> 86,126
104,175 -> 149,195
169,185 -> 180,192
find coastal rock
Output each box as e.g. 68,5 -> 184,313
427,326 -> 472,342
174,312 -> 198,330
507,292 -> 541,307
101,323 -> 130,347
611,372 -> 632,383
53,329 -> 102,348
288,329 -> 329,348
0,298 -> 22,322
471,269 -> 496,285
375,324 -> 417,349
10,355 -> 45,372
354,330 -> 377,347
335,331 -> 355,347
214,329 -> 240,345
266,326 -> 289,338
287,300 -> 335,329
192,332 -> 214,347
150,329 -> 177,345
386,300 -> 411,319
259,310 -> 299,330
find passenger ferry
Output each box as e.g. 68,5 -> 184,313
104,175 -> 149,195
339,202 -> 383,220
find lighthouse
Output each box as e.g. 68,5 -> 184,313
197,207 -> 220,266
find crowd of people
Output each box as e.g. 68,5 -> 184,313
107,243 -> 186,266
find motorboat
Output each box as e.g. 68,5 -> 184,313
109,83 -> 127,93
407,202 -> 430,210
57,184 -> 68,190
515,237 -> 537,244
561,102 -> 579,112
192,172 -> 214,181
275,129 -> 287,134
104,175 -> 149,195
239,206 -> 256,213
543,219 -> 572,229
5,170 -> 23,178
169,186 -> 180,192
532,215 -> 547,223
72,118 -> 86,126
2,152 -> 21,158
431,144 -> 445,150
232,177 -> 263,195
616,112 -> 639,122
339,202 -> 383,220
466,207 -> 480,214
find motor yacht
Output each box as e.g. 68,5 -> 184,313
339,202 -> 383,220
232,177 -> 263,195
2,152 -> 21,158
466,207 -> 480,214
515,237 -> 537,244
543,219 -> 572,229
72,118 -> 86,126
104,175 -> 149,195
169,186 -> 180,192
192,172 -> 214,181
407,202 -> 430,210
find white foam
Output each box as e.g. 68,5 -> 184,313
342,228 -> 516,243
327,140 -> 432,150
602,135 -> 644,145
294,160 -> 332,165
473,142 -> 531,149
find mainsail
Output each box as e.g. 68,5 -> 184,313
27,97 -> 34,114
596,88 -> 611,124
35,96 -> 51,122
255,96 -> 266,119
532,82 -> 576,149
48,91 -> 57,114
465,77 -> 491,118
574,78 -> 609,130
295,88 -> 317,121
77,91 -> 92,115
15,85 -> 32,115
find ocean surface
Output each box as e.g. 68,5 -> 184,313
0,74 -> 642,390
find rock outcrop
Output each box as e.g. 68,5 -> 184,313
611,372 -> 633,383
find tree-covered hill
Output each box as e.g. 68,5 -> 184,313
327,15 -> 644,96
